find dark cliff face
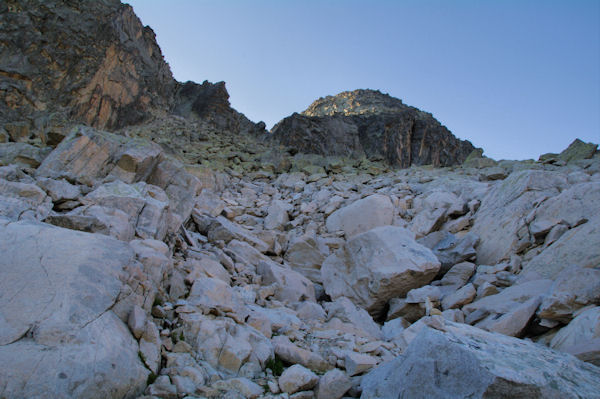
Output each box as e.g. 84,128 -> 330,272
0,0 -> 174,130
172,80 -> 266,135
271,90 -> 476,168
0,0 -> 265,138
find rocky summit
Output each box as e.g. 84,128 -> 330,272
271,89 -> 476,168
1,2 -> 600,399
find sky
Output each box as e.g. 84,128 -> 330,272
127,0 -> 600,160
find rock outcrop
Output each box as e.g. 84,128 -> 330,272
0,0 -> 265,142
271,89 -> 476,168
0,0 -> 174,131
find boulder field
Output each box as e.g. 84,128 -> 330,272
1,126 -> 599,398
1,1 -> 600,398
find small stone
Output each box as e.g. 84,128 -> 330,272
127,305 -> 147,339
315,368 -> 352,399
279,364 -> 319,394
344,352 -> 378,376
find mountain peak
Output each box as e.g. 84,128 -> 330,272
302,89 -> 409,117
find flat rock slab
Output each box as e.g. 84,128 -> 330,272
361,318 -> 600,399
0,220 -> 147,399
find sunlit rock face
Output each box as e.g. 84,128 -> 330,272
271,89 -> 476,168
0,0 -> 266,140
0,0 -> 174,130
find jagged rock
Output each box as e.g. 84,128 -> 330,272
462,279 -> 553,337
537,266 -> 600,323
257,261 -> 316,303
405,285 -> 442,304
83,180 -> 170,240
325,194 -> 394,237
344,352 -> 379,376
523,215 -> 600,281
145,375 -> 177,399
212,377 -> 264,399
271,90 -> 475,168
284,233 -> 327,282
36,177 -> 81,203
409,190 -> 468,237
323,297 -> 382,340
550,306 -> 600,366
441,283 -> 477,310
0,178 -> 51,221
172,80 -> 266,135
195,189 -> 226,217
529,182 -> 600,239
0,0 -> 174,130
315,368 -> 352,399
278,364 -> 319,394
386,298 -> 424,323
247,305 -> 302,334
0,220 -> 147,398
207,216 -> 270,253
183,256 -> 231,285
321,226 -> 440,318
295,302 -> 327,322
182,313 -> 273,375
264,199 -> 292,230
381,317 -> 410,341
0,142 -> 51,168
128,304 -> 147,339
360,319 -> 600,399
417,231 -> 479,276
187,277 -> 247,319
439,261 -> 476,287
45,205 -> 134,241
272,335 -> 331,372
557,139 -> 598,163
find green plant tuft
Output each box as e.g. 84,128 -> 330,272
147,372 -> 158,385
152,297 -> 163,307
265,355 -> 284,376
138,351 -> 147,364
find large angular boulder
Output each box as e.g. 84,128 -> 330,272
37,126 -> 202,236
361,319 -> 600,399
471,170 -> 566,265
550,306 -> 600,366
284,233 -> 327,282
321,226 -> 440,318
325,194 -> 394,237
0,220 -> 147,398
537,266 -> 600,323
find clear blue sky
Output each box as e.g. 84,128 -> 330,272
127,0 -> 600,160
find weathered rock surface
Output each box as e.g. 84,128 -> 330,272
0,0 -> 265,140
322,226 -> 440,318
325,194 -> 394,237
361,319 -> 600,399
271,89 -> 476,168
471,170 -> 566,265
463,279 -> 553,337
550,306 -> 600,366
0,0 -> 173,131
0,220 -> 147,399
